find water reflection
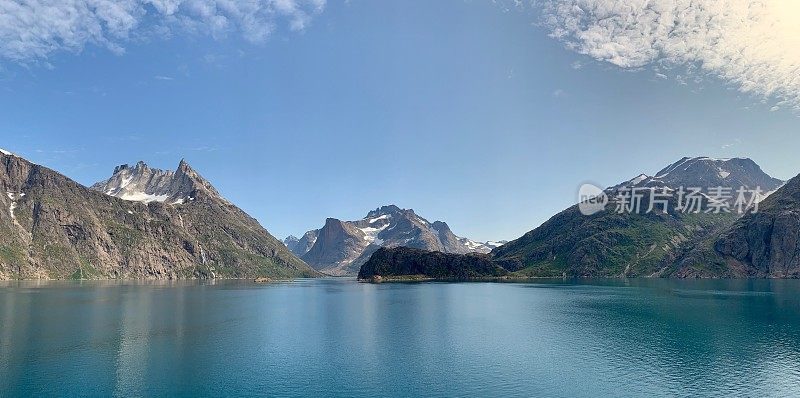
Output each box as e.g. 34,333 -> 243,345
1,278 -> 800,397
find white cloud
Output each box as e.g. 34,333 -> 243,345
0,0 -> 326,64
539,0 -> 800,109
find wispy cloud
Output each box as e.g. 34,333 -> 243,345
721,138 -> 742,149
538,0 -> 800,110
0,0 -> 326,64
187,145 -> 221,152
154,75 -> 174,81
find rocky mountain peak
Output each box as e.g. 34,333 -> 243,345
112,164 -> 129,174
366,204 -> 404,219
431,220 -> 450,230
284,230 -> 318,257
91,159 -> 222,204
322,218 -> 352,234
294,205 -> 502,276
612,156 -> 783,192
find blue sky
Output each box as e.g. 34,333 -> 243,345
1,0 -> 799,242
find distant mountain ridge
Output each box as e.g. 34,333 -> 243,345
287,205 -> 505,276
360,157 -> 793,280
610,157 -> 783,193
0,150 -> 316,280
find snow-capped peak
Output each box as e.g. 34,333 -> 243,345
0,148 -> 14,156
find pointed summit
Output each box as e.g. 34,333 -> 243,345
91,158 -> 222,204
366,204 -> 403,218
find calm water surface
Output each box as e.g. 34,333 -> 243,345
2,278 -> 800,397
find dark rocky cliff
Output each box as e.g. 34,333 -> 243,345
713,173 -> 800,277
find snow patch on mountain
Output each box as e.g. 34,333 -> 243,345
358,224 -> 389,244
630,174 -> 649,185
6,191 -> 24,224
367,214 -> 390,224
484,241 -> 508,249
119,192 -> 170,203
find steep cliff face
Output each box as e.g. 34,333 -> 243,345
300,218 -> 370,275
0,152 -> 317,280
712,174 -> 800,277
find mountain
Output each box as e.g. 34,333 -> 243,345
611,157 -> 784,192
0,151 -> 317,280
284,230 -> 318,257
283,235 -> 300,251
357,157 -> 786,280
290,205 -> 500,276
698,173 -> 800,278
91,160 -> 223,204
492,157 -> 783,278
358,247 -> 507,282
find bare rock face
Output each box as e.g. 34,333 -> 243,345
713,173 -> 800,277
0,152 -> 317,280
294,205 -> 500,276
90,159 -> 223,204
300,218 -> 370,275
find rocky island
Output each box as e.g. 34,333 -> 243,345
357,247 -> 508,282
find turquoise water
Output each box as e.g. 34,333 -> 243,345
2,278 -> 800,397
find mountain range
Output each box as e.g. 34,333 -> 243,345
361,157 -> 798,280
0,150 -> 316,280
3,149 -> 799,281
493,157 -> 784,277
284,205 -> 506,276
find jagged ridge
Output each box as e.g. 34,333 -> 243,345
288,205 -> 503,276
